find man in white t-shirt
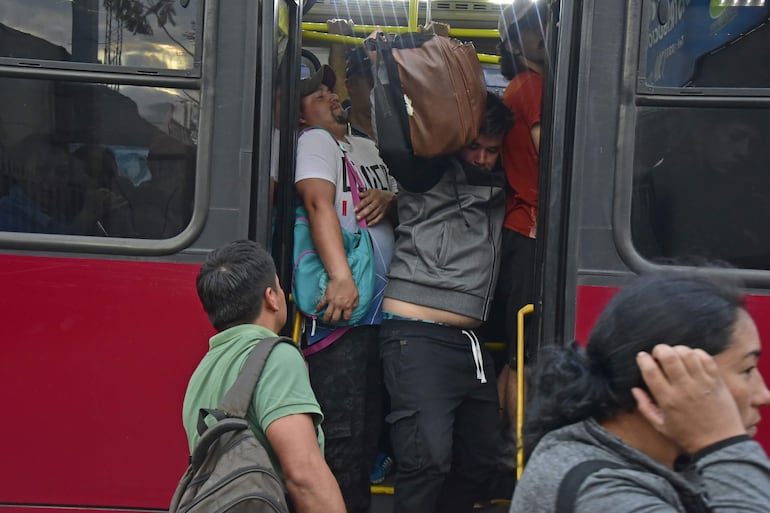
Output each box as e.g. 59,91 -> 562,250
294,64 -> 397,513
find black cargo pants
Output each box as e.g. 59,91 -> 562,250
379,319 -> 501,513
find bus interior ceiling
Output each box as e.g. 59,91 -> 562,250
303,0 -> 505,48
300,0 -> 509,95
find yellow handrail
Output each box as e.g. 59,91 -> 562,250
300,30 -> 500,63
301,31 -> 363,45
301,22 -> 500,39
408,0 -> 419,31
516,303 -> 534,480
292,309 -> 302,343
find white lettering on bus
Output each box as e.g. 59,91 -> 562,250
648,0 -> 691,49
649,35 -> 685,83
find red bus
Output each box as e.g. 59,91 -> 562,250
1,0 -> 770,511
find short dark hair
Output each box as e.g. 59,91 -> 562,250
196,240 -> 277,331
524,271 -> 745,454
500,3 -> 545,51
479,92 -> 514,139
498,44 -> 518,81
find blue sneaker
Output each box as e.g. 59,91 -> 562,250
369,453 -> 394,484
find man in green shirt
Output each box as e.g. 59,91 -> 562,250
183,240 -> 346,513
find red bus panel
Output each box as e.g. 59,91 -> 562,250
0,254 -> 213,510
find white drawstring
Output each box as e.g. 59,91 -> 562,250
462,329 -> 487,383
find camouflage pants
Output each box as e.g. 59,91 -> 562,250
307,325 -> 382,513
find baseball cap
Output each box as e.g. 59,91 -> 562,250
300,64 -> 337,97
498,1 -> 544,41
345,46 -> 372,79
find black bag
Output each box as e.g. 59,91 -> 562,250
169,337 -> 297,513
368,32 -> 487,159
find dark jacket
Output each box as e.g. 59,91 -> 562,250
384,154 -> 505,321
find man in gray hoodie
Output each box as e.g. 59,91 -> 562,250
378,92 -> 513,513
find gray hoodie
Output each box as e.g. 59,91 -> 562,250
511,419 -> 770,513
384,156 -> 505,321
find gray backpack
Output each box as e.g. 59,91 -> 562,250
169,337 -> 296,513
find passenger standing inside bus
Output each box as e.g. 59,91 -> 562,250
495,2 -> 547,449
378,93 -> 513,513
510,272 -> 770,512
326,19 -> 375,139
295,64 -> 397,513
326,20 -> 398,484
183,240 -> 346,513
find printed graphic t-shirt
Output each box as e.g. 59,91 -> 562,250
295,129 -> 397,340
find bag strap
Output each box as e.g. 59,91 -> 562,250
196,336 -> 296,437
344,157 -> 368,229
556,458 -> 712,513
371,34 -> 412,148
555,459 -> 623,513
219,336 -> 298,417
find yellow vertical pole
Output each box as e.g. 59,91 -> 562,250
516,303 -> 534,480
408,0 -> 419,32
292,311 -> 302,343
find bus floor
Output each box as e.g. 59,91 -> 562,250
370,493 -> 511,512
369,484 -> 513,512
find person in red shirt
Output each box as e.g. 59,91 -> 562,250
494,1 -> 547,458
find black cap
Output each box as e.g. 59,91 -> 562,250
345,46 -> 371,79
300,64 -> 337,97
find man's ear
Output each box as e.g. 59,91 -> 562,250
263,286 -> 280,313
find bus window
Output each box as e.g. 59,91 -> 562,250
0,76 -> 199,239
643,1 -> 770,89
630,106 -> 770,270
0,0 -> 201,72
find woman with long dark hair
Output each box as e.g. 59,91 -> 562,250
510,272 -> 770,512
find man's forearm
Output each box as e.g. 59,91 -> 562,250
286,462 -> 347,513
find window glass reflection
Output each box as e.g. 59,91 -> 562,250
0,77 -> 199,239
631,107 -> 770,270
0,0 -> 199,70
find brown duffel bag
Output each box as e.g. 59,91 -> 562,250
368,32 -> 487,158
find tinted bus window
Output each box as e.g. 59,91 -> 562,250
0,0 -> 200,72
0,77 -> 198,239
643,1 -> 770,89
631,107 -> 770,270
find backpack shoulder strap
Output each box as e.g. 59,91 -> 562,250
218,336 -> 299,418
556,459 -> 623,513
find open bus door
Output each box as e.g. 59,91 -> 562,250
538,0 -> 770,455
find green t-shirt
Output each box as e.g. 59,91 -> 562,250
182,324 -> 324,478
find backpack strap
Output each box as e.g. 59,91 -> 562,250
555,459 -> 623,513
218,336 -> 298,418
195,336 -> 297,434
196,336 -> 297,436
194,335 -> 299,438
